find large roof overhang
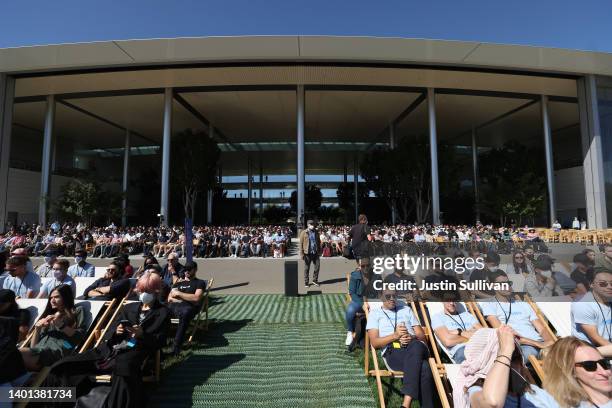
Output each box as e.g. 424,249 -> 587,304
0,36 -> 611,77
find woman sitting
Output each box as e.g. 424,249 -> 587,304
366,289 -> 433,408
452,326 -> 558,408
544,336 -> 612,408
20,284 -> 86,370
45,272 -> 170,408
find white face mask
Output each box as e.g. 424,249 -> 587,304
308,225 -> 314,230
75,257 -> 83,264
139,292 -> 155,305
540,270 -> 552,278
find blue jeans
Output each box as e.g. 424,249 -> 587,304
345,301 -> 362,332
453,345 -> 466,363
520,344 -> 540,365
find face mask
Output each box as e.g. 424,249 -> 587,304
540,270 -> 552,278
308,225 -> 314,230
53,269 -> 64,280
139,292 -> 155,305
75,257 -> 83,264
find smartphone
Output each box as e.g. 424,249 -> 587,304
119,319 -> 131,327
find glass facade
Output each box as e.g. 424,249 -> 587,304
597,78 -> 612,225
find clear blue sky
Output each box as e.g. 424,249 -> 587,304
1,0 -> 611,52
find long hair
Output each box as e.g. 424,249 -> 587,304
42,284 -> 76,319
511,251 -> 529,274
542,337 -> 592,408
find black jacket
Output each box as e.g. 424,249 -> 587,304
106,301 -> 170,352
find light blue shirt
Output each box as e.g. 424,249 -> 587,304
2,271 -> 41,298
468,385 -> 559,408
572,291 -> 612,344
366,302 -> 420,355
68,262 -> 95,278
431,310 -> 479,358
40,275 -> 77,298
480,299 -> 542,342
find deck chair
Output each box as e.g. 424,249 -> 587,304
363,300 -> 427,408
170,278 -> 214,343
16,299 -> 49,347
75,277 -> 98,298
527,295 -> 572,338
94,267 -> 107,278
345,272 -> 351,303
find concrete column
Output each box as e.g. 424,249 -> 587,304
427,88 -> 440,225
247,155 -> 252,225
121,130 -> 131,227
297,85 -> 305,227
541,95 -> 557,226
389,123 -> 395,149
578,76 -> 608,228
206,190 -> 213,224
389,123 -> 397,225
471,127 -> 481,224
39,95 -> 56,228
160,88 -> 172,227
354,155 -> 359,223
0,75 -> 15,233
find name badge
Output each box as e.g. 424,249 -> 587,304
392,342 -> 401,349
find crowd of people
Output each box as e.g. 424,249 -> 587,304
0,246 -> 210,407
343,214 -> 612,407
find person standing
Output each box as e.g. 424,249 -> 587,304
299,220 -> 321,288
348,214 -> 371,263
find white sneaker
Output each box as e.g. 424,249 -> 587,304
345,331 -> 353,346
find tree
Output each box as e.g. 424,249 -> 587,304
55,180 -> 122,225
336,182 -> 369,223
289,185 -> 323,218
170,129 -> 220,221
361,138 -> 458,223
479,141 -> 546,226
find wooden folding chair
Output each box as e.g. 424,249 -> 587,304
170,278 -> 215,343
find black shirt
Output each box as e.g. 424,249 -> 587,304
571,268 -> 592,290
172,278 -> 207,306
349,224 -> 371,256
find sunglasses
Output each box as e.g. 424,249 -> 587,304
499,280 -> 513,286
595,281 -> 612,288
383,294 -> 397,301
575,359 -> 611,372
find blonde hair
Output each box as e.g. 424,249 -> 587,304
542,337 -> 591,408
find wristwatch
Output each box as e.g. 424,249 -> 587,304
457,328 -> 463,336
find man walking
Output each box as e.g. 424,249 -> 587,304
299,220 -> 321,288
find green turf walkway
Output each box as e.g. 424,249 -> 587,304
150,294 -> 377,408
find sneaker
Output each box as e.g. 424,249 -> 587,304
312,281 -> 320,287
345,331 -> 353,346
304,283 -> 310,288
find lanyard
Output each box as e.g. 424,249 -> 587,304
495,297 -> 512,324
381,307 -> 398,330
445,312 -> 467,330
595,301 -> 612,342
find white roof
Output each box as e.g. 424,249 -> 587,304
1,36 -> 611,76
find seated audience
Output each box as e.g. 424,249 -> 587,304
525,256 -> 563,297
67,249 -> 95,277
168,261 -> 206,355
452,326 -> 558,408
345,258 -> 370,347
469,252 -> 500,298
431,300 -> 482,363
45,273 -> 170,408
480,271 -> 555,363
366,289 -> 433,408
35,250 -> 57,278
162,252 -> 184,286
543,336 -> 612,408
20,284 -> 86,370
83,261 -> 131,301
38,259 -> 76,298
2,256 -> 41,298
505,250 -> 532,275
0,290 -> 29,390
572,253 -> 594,296
572,268 -> 612,346
595,244 -> 612,271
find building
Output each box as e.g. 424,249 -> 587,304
0,36 -> 610,229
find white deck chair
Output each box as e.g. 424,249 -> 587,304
74,299 -> 106,331
532,296 -> 572,338
94,267 -> 107,278
74,277 -> 98,298
507,273 -> 526,293
15,299 -> 48,328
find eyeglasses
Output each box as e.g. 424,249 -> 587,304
575,359 -> 611,372
595,281 -> 612,288
383,294 -> 397,300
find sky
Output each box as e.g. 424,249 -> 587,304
1,0 -> 611,52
